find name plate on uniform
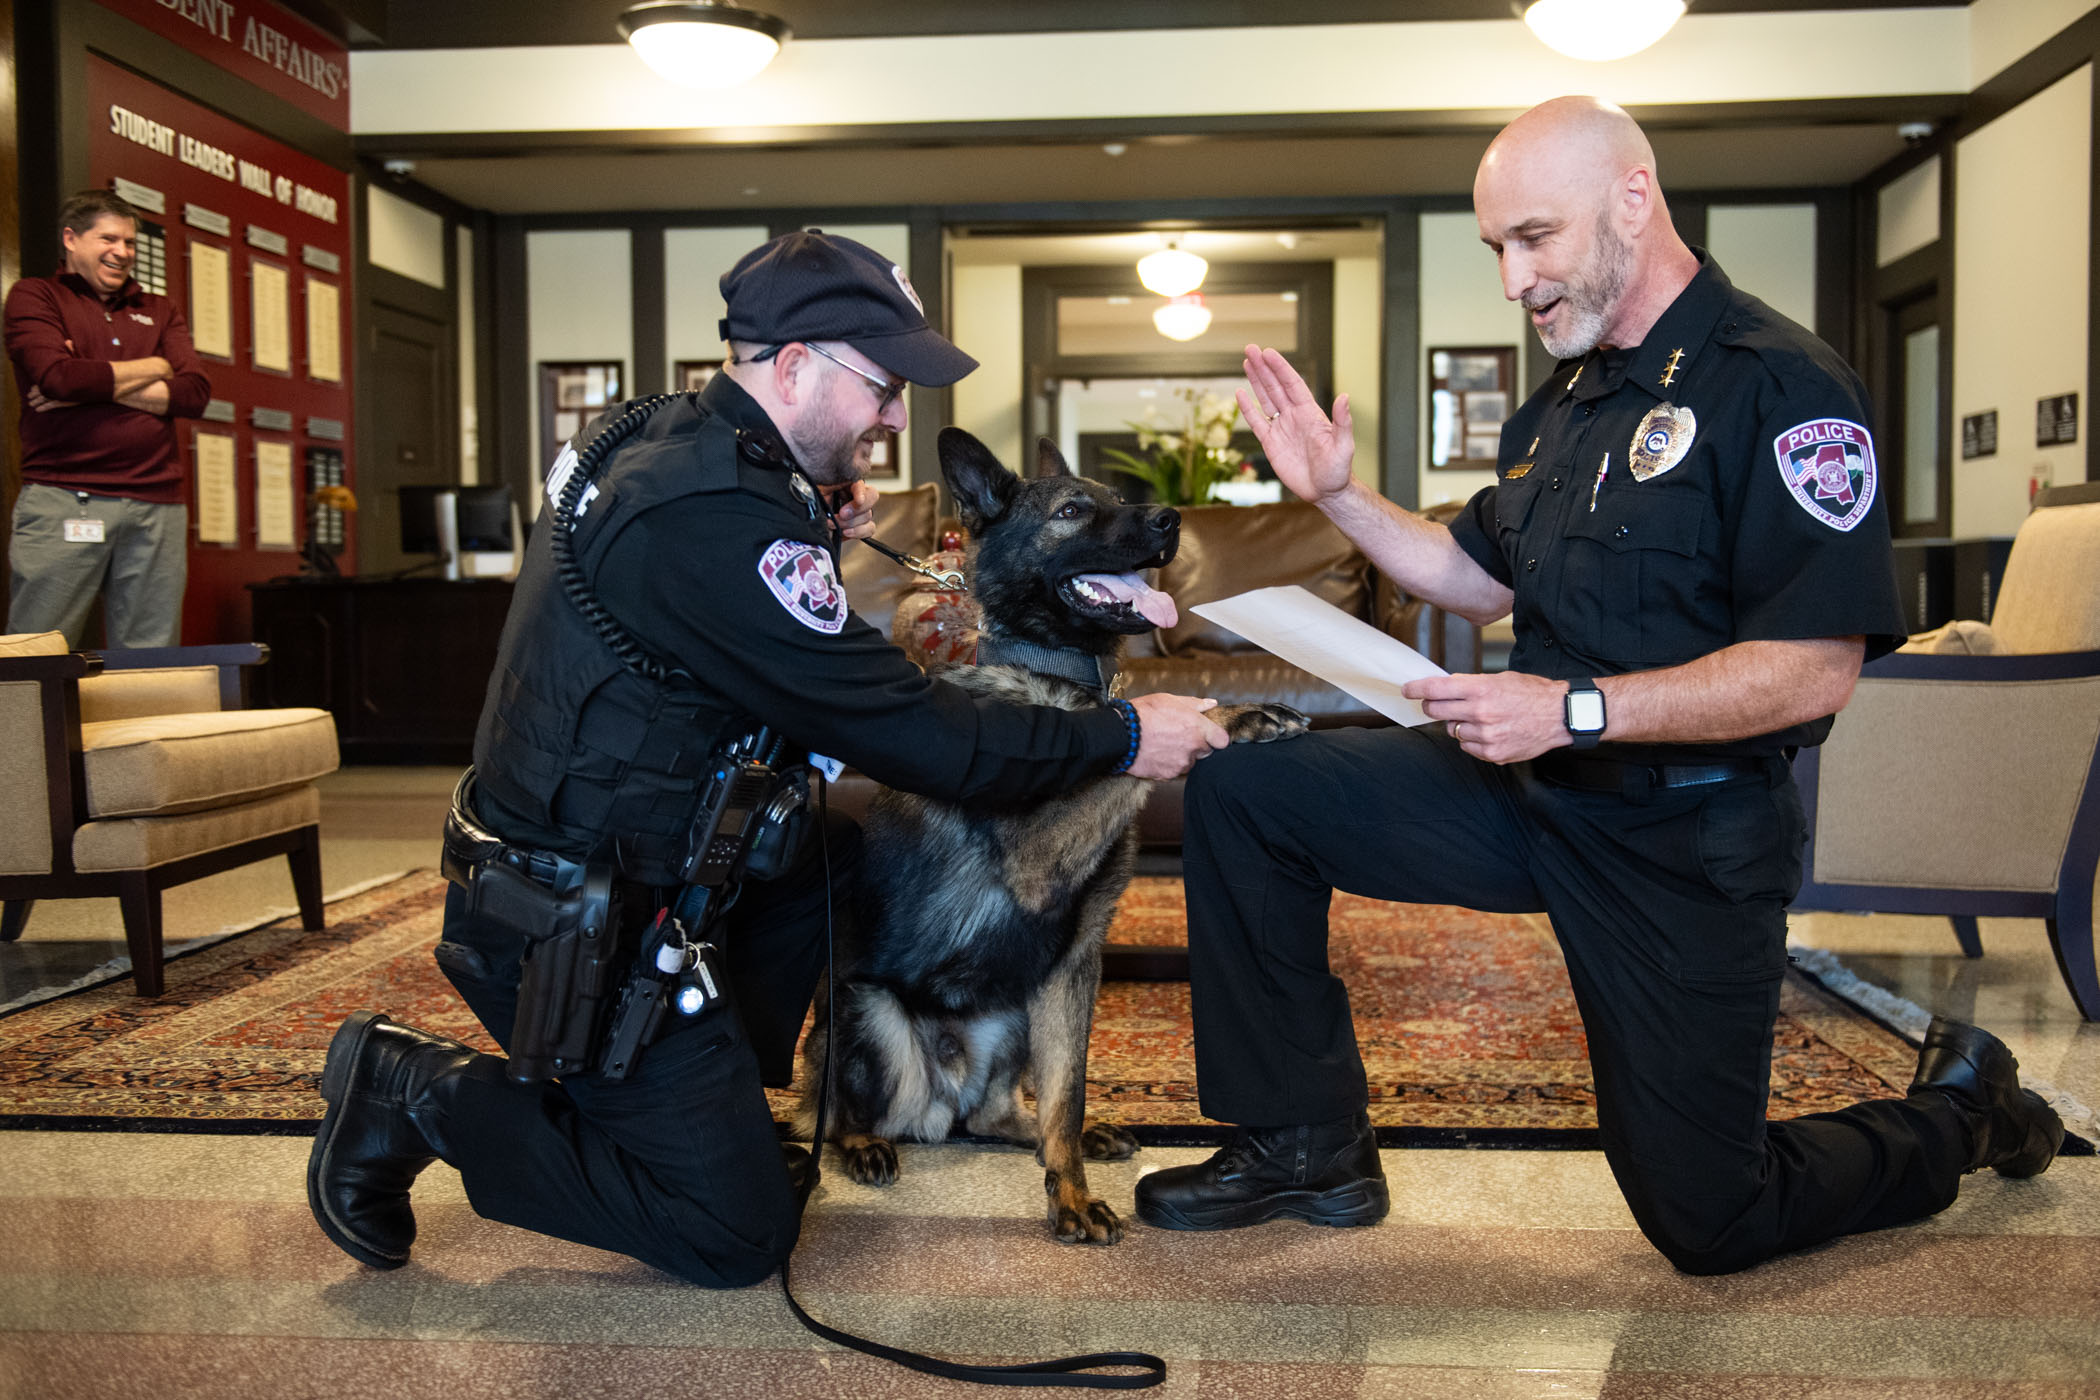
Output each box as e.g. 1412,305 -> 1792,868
184,203 -> 232,237
200,399 -> 237,423
302,246 -> 341,274
306,417 -> 346,441
247,224 -> 289,256
251,407 -> 294,432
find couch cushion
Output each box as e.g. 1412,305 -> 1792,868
1990,500 -> 2100,654
74,784 -> 322,872
82,708 -> 340,818
843,482 -> 940,641
79,666 -> 223,723
0,631 -> 67,657
1153,501 -> 1369,656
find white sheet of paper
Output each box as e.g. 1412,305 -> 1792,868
250,261 -> 291,373
188,242 -> 233,360
254,439 -> 296,548
1190,585 -> 1449,727
194,431 -> 237,544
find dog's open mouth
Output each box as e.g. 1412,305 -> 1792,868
1060,572 -> 1178,630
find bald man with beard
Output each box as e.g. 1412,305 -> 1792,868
1135,97 -> 2065,1275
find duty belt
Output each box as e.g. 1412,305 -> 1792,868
441,769 -> 591,895
1532,751 -> 1786,798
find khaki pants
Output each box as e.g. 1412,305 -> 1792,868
7,483 -> 187,647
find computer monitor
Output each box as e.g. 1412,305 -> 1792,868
398,485 -> 449,558
453,485 -> 514,554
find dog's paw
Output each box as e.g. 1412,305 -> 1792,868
1081,1121 -> 1139,1161
1050,1196 -> 1125,1246
841,1138 -> 900,1187
1216,702 -> 1312,744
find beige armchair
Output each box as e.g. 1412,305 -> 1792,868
1790,483 -> 2100,1018
0,632 -> 341,995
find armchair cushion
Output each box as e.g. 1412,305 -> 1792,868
1990,500 -> 2100,654
79,666 -> 224,722
74,784 -> 322,872
1902,620 -> 2001,655
1150,501 -> 1369,657
82,707 -> 339,818
0,631 -> 66,658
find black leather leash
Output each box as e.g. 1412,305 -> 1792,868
777,782 -> 1167,1390
861,535 -> 968,592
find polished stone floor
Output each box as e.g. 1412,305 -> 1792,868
2,766 -> 2095,1399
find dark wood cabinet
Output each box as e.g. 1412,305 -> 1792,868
248,578 -> 514,763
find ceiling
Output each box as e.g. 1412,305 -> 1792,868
348,1 -> 1968,215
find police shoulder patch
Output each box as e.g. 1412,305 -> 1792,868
1773,418 -> 1877,532
759,539 -> 848,634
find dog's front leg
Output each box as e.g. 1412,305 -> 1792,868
1028,924 -> 1123,1245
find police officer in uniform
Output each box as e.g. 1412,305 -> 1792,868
1134,98 -> 2064,1274
306,231 -> 1230,1287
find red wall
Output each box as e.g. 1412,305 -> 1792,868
85,55 -> 354,645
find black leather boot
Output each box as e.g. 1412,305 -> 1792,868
307,1010 -> 480,1269
1135,1111 -> 1388,1231
1908,1015 -> 2063,1178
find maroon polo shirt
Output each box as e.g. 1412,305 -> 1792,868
4,269 -> 212,504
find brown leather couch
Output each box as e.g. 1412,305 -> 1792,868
832,486 -> 1480,850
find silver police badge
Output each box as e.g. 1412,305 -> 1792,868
1628,404 -> 1697,482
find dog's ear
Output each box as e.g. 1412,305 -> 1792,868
938,426 -> 1017,529
1034,437 -> 1075,480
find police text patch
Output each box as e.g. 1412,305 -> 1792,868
759,540 -> 847,634
1774,418 -> 1877,532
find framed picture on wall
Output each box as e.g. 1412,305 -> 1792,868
863,429 -> 903,482
1428,345 -> 1516,469
539,360 -> 624,471
675,359 -> 722,392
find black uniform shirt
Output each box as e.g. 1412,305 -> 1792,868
590,373 -> 1130,803
1448,254 -> 1907,761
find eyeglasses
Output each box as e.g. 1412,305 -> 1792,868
799,341 -> 907,414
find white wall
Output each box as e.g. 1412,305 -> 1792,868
1877,158 -> 1941,267
367,184 -> 445,289
526,228 -> 633,478
664,225 -> 768,389
1970,0 -> 2095,88
1418,211 -> 1533,509
1333,255 -> 1381,489
1954,65 -> 2090,536
1707,204 -> 1816,331
949,262 -> 1024,475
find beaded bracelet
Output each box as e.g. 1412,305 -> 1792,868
1107,698 -> 1142,774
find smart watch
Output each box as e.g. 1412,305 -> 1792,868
1563,679 -> 1606,749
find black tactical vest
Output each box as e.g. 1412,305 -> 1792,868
470,396 -> 756,886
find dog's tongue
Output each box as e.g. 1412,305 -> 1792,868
1076,572 -> 1177,628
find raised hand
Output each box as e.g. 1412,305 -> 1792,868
1235,345 -> 1356,505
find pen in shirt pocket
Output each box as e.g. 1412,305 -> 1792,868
1589,453 -> 1609,511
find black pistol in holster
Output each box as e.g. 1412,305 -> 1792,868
442,771 -> 627,1084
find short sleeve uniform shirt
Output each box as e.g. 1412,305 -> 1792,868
1447,254 -> 1907,762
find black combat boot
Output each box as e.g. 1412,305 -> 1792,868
307,1010 -> 480,1269
1909,1015 -> 2063,1178
1135,1111 -> 1388,1231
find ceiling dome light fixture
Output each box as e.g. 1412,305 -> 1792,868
1523,0 -> 1685,63
617,1 -> 791,89
1153,294 -> 1212,342
1137,242 -> 1208,298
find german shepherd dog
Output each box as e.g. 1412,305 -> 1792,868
797,427 -> 1308,1244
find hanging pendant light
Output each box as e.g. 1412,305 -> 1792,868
1523,0 -> 1685,63
1153,294 -> 1212,342
618,1 -> 791,89
1137,242 -> 1208,298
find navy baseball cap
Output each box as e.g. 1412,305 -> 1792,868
719,230 -> 978,386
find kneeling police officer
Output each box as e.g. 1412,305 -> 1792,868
305,231 -> 1229,1287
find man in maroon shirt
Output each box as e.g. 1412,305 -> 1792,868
5,189 -> 211,646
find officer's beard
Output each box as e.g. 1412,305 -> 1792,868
782,397 -> 872,487
1526,207 -> 1633,360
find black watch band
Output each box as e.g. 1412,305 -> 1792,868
1564,678 -> 1606,750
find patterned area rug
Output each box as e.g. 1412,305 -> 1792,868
0,870 -> 1922,1142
